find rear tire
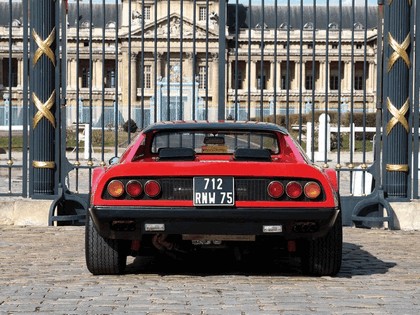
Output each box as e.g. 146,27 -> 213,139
302,212 -> 343,276
85,213 -> 127,275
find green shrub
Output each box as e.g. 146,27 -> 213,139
261,111 -> 376,130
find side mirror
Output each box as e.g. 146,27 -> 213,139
109,156 -> 119,165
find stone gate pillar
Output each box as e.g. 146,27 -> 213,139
383,0 -> 412,198
30,0 -> 57,195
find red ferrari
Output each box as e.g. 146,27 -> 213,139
86,121 -> 342,276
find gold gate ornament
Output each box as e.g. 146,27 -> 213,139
388,32 -> 411,72
32,91 -> 56,129
32,28 -> 56,67
386,97 -> 409,135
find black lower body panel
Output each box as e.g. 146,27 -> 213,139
90,206 -> 340,240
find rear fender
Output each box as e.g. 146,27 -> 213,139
91,166 -> 107,195
324,168 -> 338,192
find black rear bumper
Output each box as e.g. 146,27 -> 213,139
90,206 -> 340,240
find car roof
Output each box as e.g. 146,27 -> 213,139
142,121 -> 289,134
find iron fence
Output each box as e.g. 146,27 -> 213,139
0,0 -> 418,226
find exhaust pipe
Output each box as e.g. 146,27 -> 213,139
111,220 -> 136,231
293,222 -> 318,233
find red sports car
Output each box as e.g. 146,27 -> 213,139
86,121 -> 342,276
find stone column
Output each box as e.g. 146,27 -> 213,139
327,61 -> 331,91
344,61 -> 352,92
371,61 -> 377,107
118,57 -> 123,100
369,61 -> 376,92
270,61 -> 275,90
155,52 -> 163,82
301,61 -> 306,91
71,59 -> 78,89
244,61 -> 249,91
95,59 -> 102,89
250,61 -> 257,91
318,61 -> 326,91
121,0 -> 129,28
67,59 -> 72,89
293,61 -> 300,91
130,52 -> 137,105
185,52 -> 194,83
276,61 -> 281,91
17,58 -> 23,87
211,53 -> 219,111
228,60 -> 233,90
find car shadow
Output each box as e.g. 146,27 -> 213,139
338,242 -> 397,278
125,242 -> 396,278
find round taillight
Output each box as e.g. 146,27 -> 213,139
267,181 -> 284,199
304,181 -> 321,199
286,181 -> 303,199
107,180 -> 125,198
126,180 -> 143,198
144,180 -> 161,198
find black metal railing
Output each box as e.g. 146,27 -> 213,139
0,0 -> 419,222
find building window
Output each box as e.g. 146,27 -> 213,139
281,76 -> 291,90
199,6 -> 207,21
2,58 -> 18,87
78,98 -> 90,123
354,76 -> 364,90
82,68 -> 90,88
0,102 -> 23,126
307,43 -> 313,49
305,75 -> 313,90
330,75 -> 339,90
106,70 -> 115,88
332,44 -> 338,49
198,66 -> 207,89
257,75 -> 266,90
144,6 -> 151,20
144,65 -> 151,89
78,60 -> 91,88
232,69 -> 243,90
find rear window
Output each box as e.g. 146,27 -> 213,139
151,131 -> 279,154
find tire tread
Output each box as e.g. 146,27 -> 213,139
302,213 -> 343,276
85,214 -> 127,275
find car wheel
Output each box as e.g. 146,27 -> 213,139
85,213 -> 127,275
302,212 -> 343,276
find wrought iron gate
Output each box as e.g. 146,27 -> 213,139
0,0 -> 418,227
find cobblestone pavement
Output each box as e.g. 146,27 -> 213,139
0,226 -> 419,314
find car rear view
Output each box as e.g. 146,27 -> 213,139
86,121 -> 342,276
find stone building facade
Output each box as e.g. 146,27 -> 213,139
0,0 -> 377,126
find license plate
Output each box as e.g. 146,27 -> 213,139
193,177 -> 235,206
